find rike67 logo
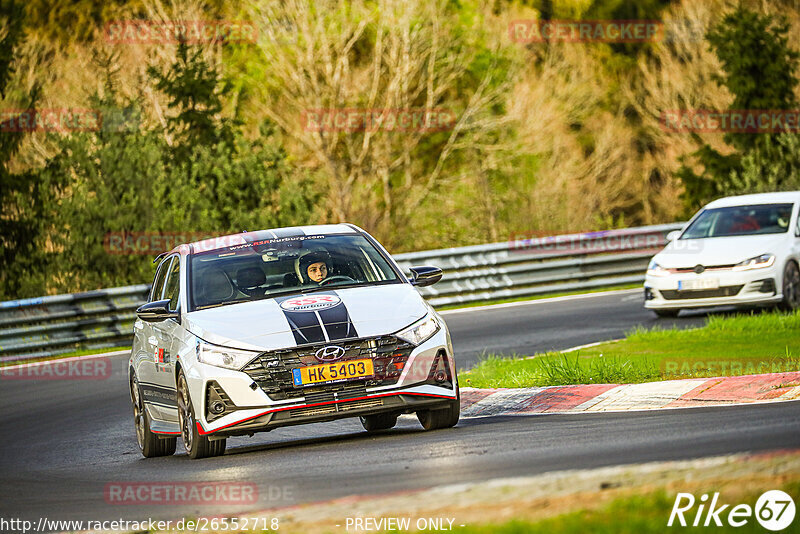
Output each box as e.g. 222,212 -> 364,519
669,490 -> 796,531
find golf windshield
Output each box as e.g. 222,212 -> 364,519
189,233 -> 400,311
681,203 -> 794,239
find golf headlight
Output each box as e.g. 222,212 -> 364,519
647,260 -> 670,277
396,314 -> 440,346
733,253 -> 775,271
196,342 -> 257,370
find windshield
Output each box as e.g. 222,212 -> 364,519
681,203 -> 794,239
188,233 -> 401,311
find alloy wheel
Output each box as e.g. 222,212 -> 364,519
131,379 -> 145,449
177,374 -> 194,453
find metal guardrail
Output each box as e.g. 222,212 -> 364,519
0,223 -> 682,361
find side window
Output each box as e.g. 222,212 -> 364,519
796,208 -> 800,236
150,258 -> 172,302
164,256 -> 181,312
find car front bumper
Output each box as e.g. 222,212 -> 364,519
184,327 -> 457,437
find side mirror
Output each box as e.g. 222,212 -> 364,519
136,299 -> 178,322
665,230 -> 681,242
409,266 -> 443,287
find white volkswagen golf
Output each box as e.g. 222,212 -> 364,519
645,192 -> 800,317
129,224 -> 459,459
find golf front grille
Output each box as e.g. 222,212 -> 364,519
660,285 -> 744,300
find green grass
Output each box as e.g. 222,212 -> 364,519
451,481 -> 800,534
463,311 -> 800,388
436,284 -> 641,311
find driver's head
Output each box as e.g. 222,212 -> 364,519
298,250 -> 331,284
307,261 -> 328,283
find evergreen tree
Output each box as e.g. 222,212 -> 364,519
0,0 -> 52,299
676,6 -> 800,212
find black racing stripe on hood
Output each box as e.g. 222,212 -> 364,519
283,311 -> 326,345
274,293 -> 327,345
274,291 -> 358,346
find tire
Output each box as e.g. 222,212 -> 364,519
360,412 -> 398,432
781,261 -> 800,311
131,375 -> 176,458
654,309 -> 680,318
417,389 -> 460,431
177,371 -> 226,459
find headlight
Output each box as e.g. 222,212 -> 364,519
647,260 -> 670,277
732,253 -> 775,271
395,314 -> 440,346
196,341 -> 258,370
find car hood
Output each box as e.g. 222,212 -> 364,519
184,283 -> 428,351
654,234 -> 786,268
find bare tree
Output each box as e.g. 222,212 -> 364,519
248,0 -> 514,247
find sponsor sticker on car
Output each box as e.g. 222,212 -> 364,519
279,294 -> 341,312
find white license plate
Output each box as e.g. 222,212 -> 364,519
678,278 -> 719,291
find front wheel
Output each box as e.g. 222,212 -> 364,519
131,375 -> 176,458
781,261 -> 800,311
417,391 -> 460,431
360,412 -> 398,432
177,371 -> 226,459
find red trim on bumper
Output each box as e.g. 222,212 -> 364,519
196,391 -> 456,435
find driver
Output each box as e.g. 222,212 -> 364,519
297,250 -> 332,285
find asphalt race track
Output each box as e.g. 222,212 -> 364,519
442,289 -> 709,369
2,290 -> 795,527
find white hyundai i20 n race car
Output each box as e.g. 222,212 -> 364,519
129,224 -> 459,459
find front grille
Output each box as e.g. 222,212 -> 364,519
242,335 -> 413,401
660,285 -> 744,300
338,399 -> 384,411
669,264 -> 736,273
288,398 -> 384,418
290,405 -> 338,418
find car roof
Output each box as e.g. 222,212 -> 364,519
705,191 -> 800,209
159,224 -> 360,260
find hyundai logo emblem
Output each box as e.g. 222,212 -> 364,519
693,264 -> 705,274
315,345 -> 346,362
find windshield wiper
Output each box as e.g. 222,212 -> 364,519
195,298 -> 252,310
